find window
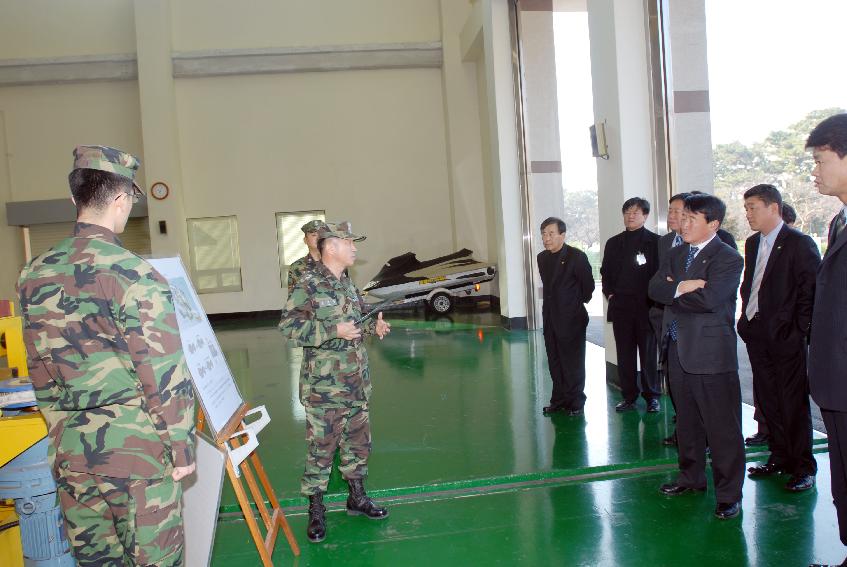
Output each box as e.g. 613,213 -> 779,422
187,216 -> 242,293
275,210 -> 326,287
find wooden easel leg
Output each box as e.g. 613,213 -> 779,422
231,434 -> 272,528
202,407 -> 301,562
225,459 -> 274,567
249,451 -> 300,556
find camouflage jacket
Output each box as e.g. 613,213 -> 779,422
17,223 -> 195,479
279,262 -> 377,407
287,253 -> 318,295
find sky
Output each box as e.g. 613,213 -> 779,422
551,0 -> 847,192
553,11 -> 596,194
705,0 -> 847,145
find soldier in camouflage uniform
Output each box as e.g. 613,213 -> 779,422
279,221 -> 391,543
17,146 -> 196,567
287,219 -> 325,294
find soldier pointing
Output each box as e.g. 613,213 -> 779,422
279,221 -> 390,543
17,145 -> 196,566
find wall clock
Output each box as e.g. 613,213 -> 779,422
151,181 -> 170,200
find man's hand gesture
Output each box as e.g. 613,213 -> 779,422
337,321 -> 362,340
375,312 -> 391,340
677,279 -> 706,295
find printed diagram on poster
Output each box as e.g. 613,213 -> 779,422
149,257 -> 244,437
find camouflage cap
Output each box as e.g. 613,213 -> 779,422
318,221 -> 366,242
72,145 -> 144,199
301,220 -> 327,234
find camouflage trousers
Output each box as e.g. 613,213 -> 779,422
302,404 -> 371,495
56,469 -> 184,567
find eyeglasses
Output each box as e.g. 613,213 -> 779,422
115,186 -> 144,204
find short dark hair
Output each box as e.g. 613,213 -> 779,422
68,169 -> 132,214
622,197 -> 650,215
540,217 -> 566,234
781,203 -> 797,225
684,193 -> 726,225
806,113 -> 847,158
668,192 -> 691,205
743,183 -> 782,210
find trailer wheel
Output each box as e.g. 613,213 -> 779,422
429,292 -> 453,314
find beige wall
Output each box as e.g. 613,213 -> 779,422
0,0 -> 495,315
439,0 -> 495,265
174,68 -> 453,313
0,111 -> 22,301
0,0 -> 136,59
170,0 -> 441,51
0,82 -> 144,201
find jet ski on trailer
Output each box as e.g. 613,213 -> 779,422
362,249 -> 496,314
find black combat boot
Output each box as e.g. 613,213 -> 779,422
346,479 -> 389,519
307,493 -> 326,543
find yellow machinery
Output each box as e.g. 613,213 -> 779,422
1,300 -> 30,567
0,300 -> 27,379
0,300 -> 72,567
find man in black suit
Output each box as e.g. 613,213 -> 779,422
806,114 -> 847,567
651,193 -> 741,448
737,184 -> 819,492
538,217 -> 595,416
649,193 -> 745,519
650,193 -> 690,447
601,197 -> 661,413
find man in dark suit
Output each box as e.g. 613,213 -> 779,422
649,194 -> 688,347
650,193 -> 690,446
649,192 -> 740,447
806,114 -> 847,567
538,217 -> 595,416
737,184 -> 819,492
601,197 -> 661,413
648,193 -> 745,519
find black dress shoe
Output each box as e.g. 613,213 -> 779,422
662,432 -> 677,447
615,400 -> 637,412
659,483 -> 706,496
542,405 -> 564,415
744,432 -> 770,446
714,501 -> 741,519
785,475 -> 816,492
567,408 -> 584,416
809,559 -> 847,567
747,463 -> 784,477
647,399 -> 661,413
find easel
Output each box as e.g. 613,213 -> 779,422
145,257 -> 300,565
198,404 -> 300,566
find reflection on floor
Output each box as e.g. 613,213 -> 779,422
209,316 -> 842,566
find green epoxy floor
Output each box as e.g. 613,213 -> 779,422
209,317 -> 842,566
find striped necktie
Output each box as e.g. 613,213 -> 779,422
668,246 -> 699,341
830,212 -> 846,248
745,237 -> 769,320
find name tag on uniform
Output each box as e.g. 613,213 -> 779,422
317,298 -> 337,308
636,252 -> 646,266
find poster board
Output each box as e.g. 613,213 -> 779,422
182,435 -> 226,567
149,257 -> 244,437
